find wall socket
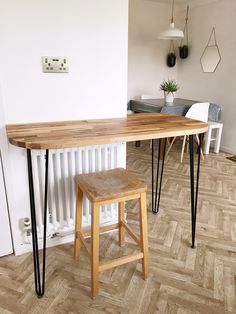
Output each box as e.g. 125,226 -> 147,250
42,57 -> 69,73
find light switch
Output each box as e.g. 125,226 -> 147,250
42,57 -> 69,73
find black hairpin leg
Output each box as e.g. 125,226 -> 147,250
27,149 -> 49,297
152,138 -> 167,214
189,135 -> 201,248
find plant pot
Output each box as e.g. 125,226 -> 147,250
179,45 -> 189,59
165,92 -> 174,103
167,53 -> 176,67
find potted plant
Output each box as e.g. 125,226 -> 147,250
160,79 -> 179,103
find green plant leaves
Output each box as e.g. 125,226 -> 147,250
160,79 -> 179,93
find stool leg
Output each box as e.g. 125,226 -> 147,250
91,202 -> 100,298
214,125 -> 223,153
139,192 -> 149,279
119,202 -> 125,246
74,187 -> 83,258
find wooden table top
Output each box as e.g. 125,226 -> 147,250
6,113 -> 208,150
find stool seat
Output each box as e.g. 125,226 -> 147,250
74,168 -> 149,298
75,168 -> 147,203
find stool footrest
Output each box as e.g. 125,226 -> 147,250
81,223 -> 119,238
99,252 -> 144,272
121,221 -> 140,245
77,223 -> 120,257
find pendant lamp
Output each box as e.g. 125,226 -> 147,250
159,0 -> 184,40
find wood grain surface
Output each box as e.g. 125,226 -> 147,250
75,168 -> 147,203
6,113 -> 208,149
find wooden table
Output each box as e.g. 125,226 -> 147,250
7,112 -> 207,149
6,113 -> 208,297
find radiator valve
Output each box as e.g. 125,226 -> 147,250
23,217 -> 31,236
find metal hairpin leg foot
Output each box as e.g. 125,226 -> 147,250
189,135 -> 201,248
27,149 -> 49,297
152,138 -> 167,214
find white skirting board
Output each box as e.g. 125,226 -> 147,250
220,146 -> 236,155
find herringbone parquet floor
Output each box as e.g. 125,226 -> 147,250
1,141 -> 236,314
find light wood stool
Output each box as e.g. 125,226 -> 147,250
74,168 -> 149,298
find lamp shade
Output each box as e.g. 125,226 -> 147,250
159,22 -> 184,40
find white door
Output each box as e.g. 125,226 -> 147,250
0,154 -> 13,256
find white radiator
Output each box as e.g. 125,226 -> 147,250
31,143 -> 126,239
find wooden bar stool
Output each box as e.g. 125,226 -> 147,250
74,168 -> 149,298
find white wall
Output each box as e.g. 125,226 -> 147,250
128,0 -> 180,100
177,0 -> 236,153
0,87 -> 14,256
0,0 -> 128,254
0,0 -> 128,123
0,153 -> 13,256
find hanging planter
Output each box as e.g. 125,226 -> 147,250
167,53 -> 176,67
179,45 -> 189,59
167,41 -> 176,67
179,5 -> 189,59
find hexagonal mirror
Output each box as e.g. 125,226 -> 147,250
200,27 -> 221,73
201,45 -> 221,73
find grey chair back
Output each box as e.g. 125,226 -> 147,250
208,103 -> 222,122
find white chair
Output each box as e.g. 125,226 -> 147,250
167,102 -> 210,162
204,121 -> 223,154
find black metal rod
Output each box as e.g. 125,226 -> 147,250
189,135 -> 195,248
152,139 -> 154,213
189,134 -> 203,249
42,149 -> 49,294
27,149 -> 49,297
192,135 -> 201,248
154,140 -> 161,213
156,139 -> 167,212
152,138 -> 166,214
27,149 -> 41,294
